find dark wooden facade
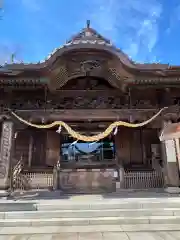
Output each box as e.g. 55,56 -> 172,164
0,23 -> 180,193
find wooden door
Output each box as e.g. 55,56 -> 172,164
46,131 -> 60,167
32,130 -> 46,167
115,127 -> 131,167
130,129 -> 143,166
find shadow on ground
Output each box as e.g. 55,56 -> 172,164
6,188 -> 180,201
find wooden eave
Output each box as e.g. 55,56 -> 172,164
1,72 -> 180,87
0,68 -> 44,77
0,67 -> 48,86
1,61 -> 180,80
0,43 -> 176,72
0,36 -> 180,84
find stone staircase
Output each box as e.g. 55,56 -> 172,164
1,195 -> 180,235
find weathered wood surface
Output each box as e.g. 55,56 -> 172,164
11,107 -> 173,122
46,131 -> 60,167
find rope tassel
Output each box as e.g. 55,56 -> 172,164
71,140 -> 78,145
88,141 -> 98,147
113,127 -> 118,135
56,126 -> 62,134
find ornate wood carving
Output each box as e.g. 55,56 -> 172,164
1,94 -> 160,110
61,77 -> 113,90
46,95 -> 128,109
5,86 -> 157,110
0,121 -> 13,189
0,85 -> 177,113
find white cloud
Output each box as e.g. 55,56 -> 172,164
21,0 -> 41,12
15,0 -> 163,63
84,0 -> 162,62
166,4 -> 180,34
127,43 -> 139,59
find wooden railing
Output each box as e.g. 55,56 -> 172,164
123,170 -> 164,189
13,168 -> 164,191
12,160 -> 23,181
12,158 -> 24,190
13,170 -> 53,190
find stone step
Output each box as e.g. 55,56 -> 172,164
0,223 -> 180,235
1,197 -> 180,235
0,215 -> 180,227
0,202 -> 36,212
1,208 -> 179,219
37,202 -> 180,211
2,198 -> 180,211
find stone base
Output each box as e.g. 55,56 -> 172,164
164,187 -> 180,194
115,182 -> 121,191
0,189 -> 11,198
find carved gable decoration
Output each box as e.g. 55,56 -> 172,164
61,77 -> 114,90
66,21 -> 111,46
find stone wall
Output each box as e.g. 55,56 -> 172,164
59,169 -> 116,193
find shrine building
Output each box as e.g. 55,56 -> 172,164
0,21 -> 180,194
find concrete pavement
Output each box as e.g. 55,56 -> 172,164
0,192 -> 180,238
0,231 -> 180,239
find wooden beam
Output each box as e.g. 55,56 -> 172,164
49,90 -> 123,97
15,109 -> 159,122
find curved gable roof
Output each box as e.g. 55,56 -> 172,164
0,21 -> 180,77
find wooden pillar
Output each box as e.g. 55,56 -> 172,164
114,128 -> 127,190
46,131 -> 61,190
28,135 -> 33,168
0,120 -> 14,196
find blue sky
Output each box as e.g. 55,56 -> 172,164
0,0 -> 180,65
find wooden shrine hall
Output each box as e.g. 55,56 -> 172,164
0,21 -> 180,195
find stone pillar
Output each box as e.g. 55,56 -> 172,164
0,120 -> 14,196
160,122 -> 180,193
